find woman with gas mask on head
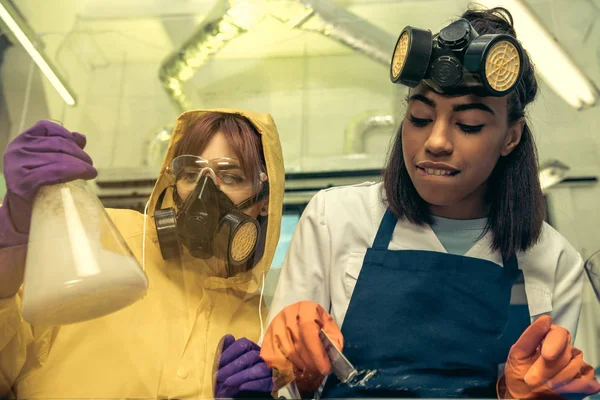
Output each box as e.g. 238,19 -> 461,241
0,109 -> 284,399
260,6 -> 600,400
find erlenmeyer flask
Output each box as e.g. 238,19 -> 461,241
21,179 -> 148,326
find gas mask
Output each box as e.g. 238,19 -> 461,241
154,156 -> 268,270
390,18 -> 524,97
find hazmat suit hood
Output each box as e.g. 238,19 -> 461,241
147,108 -> 284,293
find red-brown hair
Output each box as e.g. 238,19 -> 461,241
174,112 -> 266,187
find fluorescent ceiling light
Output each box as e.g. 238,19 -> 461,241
0,1 -> 76,106
473,0 -> 598,109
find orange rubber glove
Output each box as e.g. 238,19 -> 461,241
260,301 -> 344,394
500,315 -> 600,399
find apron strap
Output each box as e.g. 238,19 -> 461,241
372,209 -> 398,250
502,254 -> 519,272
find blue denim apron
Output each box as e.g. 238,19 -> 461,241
321,209 -> 529,398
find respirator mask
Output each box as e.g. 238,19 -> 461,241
390,18 -> 525,97
154,155 -> 268,270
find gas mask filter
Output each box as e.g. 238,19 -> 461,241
390,18 -> 524,97
154,167 -> 267,268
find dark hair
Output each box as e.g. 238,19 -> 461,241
383,6 -> 545,259
174,111 -> 266,188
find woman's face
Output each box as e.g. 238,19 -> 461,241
401,84 -> 524,219
176,131 -> 265,218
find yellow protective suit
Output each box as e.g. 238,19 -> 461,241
0,108 -> 285,399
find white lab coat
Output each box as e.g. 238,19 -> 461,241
268,181 -> 585,340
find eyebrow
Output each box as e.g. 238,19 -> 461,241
453,103 -> 495,115
408,94 -> 496,116
408,94 -> 435,108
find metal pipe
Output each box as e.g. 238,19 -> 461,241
146,126 -> 173,167
158,0 -> 255,111
344,111 -> 395,154
158,0 -> 397,112
296,0 -> 395,66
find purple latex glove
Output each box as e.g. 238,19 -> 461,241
215,335 -> 274,399
0,120 -> 97,248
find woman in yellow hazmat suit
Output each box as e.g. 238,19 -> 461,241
0,109 -> 284,399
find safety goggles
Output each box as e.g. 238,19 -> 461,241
168,155 -> 267,194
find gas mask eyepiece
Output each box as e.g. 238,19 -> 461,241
390,18 -> 524,97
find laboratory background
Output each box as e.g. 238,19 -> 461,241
0,0 -> 598,371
